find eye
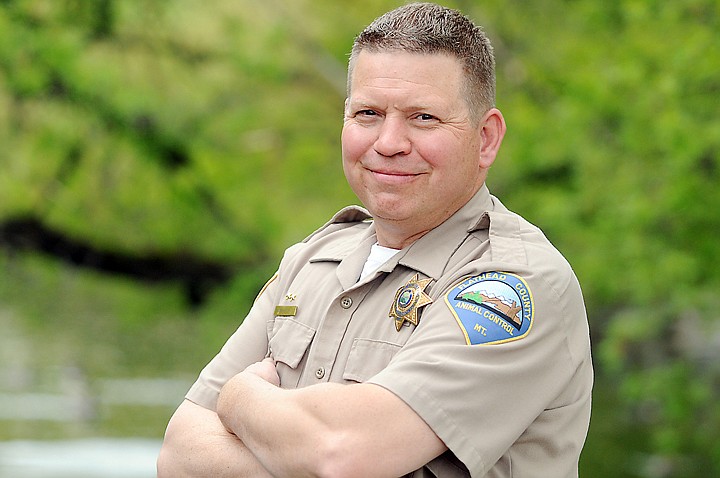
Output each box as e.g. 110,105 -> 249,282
416,113 -> 437,121
357,109 -> 378,117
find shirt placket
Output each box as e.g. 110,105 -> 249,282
297,281 -> 373,387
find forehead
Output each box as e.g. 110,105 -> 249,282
348,50 -> 466,105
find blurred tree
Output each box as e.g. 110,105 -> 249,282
0,0 -> 719,475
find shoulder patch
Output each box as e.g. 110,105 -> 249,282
444,272 -> 534,345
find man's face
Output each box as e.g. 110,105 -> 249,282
342,51 -> 488,244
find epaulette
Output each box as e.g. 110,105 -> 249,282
302,205 -> 372,243
471,211 -> 528,265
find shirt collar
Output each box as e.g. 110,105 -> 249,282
311,185 -> 496,287
395,184 -> 495,279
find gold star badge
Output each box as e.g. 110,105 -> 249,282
389,274 -> 433,331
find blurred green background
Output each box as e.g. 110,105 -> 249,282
0,0 -> 718,476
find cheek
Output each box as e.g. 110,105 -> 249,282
420,135 -> 480,172
412,137 -> 450,169
341,128 -> 362,184
341,125 -> 372,164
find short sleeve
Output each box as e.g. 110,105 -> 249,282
184,274 -> 278,410
367,267 -> 591,476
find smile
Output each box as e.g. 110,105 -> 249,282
368,169 -> 423,184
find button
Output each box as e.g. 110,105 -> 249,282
315,367 -> 326,379
340,296 -> 353,309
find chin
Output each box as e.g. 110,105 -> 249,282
366,205 -> 411,223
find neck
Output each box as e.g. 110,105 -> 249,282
374,183 -> 484,249
374,218 -> 434,249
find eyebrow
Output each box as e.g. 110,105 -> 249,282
348,98 -> 440,113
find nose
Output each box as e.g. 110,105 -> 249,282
373,115 -> 411,157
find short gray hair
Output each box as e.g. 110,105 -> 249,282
348,2 -> 496,120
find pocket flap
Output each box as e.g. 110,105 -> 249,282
269,319 -> 315,369
343,338 -> 401,383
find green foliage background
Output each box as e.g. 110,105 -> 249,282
1,1 -> 719,476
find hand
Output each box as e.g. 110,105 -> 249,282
243,357 -> 281,387
217,358 -> 281,438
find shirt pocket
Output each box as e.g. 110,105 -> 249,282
268,318 -> 316,369
343,338 -> 402,383
424,451 -> 471,477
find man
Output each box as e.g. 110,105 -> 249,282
157,3 -> 593,477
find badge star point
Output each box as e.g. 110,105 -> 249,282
390,274 -> 433,331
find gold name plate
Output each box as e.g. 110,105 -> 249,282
274,305 -> 298,317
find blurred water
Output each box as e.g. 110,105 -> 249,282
0,307 -> 188,478
0,379 -> 184,478
0,438 -> 161,478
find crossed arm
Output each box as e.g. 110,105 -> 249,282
157,358 -> 446,477
157,399 -> 274,478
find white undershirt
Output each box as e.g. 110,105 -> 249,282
359,243 -> 401,281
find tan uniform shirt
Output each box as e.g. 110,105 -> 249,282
186,185 -> 593,477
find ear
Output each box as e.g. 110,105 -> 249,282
478,108 -> 506,169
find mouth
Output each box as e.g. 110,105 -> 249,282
368,168 -> 422,184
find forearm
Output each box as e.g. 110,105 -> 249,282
158,399 -> 274,478
217,371 -> 444,478
217,372 -> 330,478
